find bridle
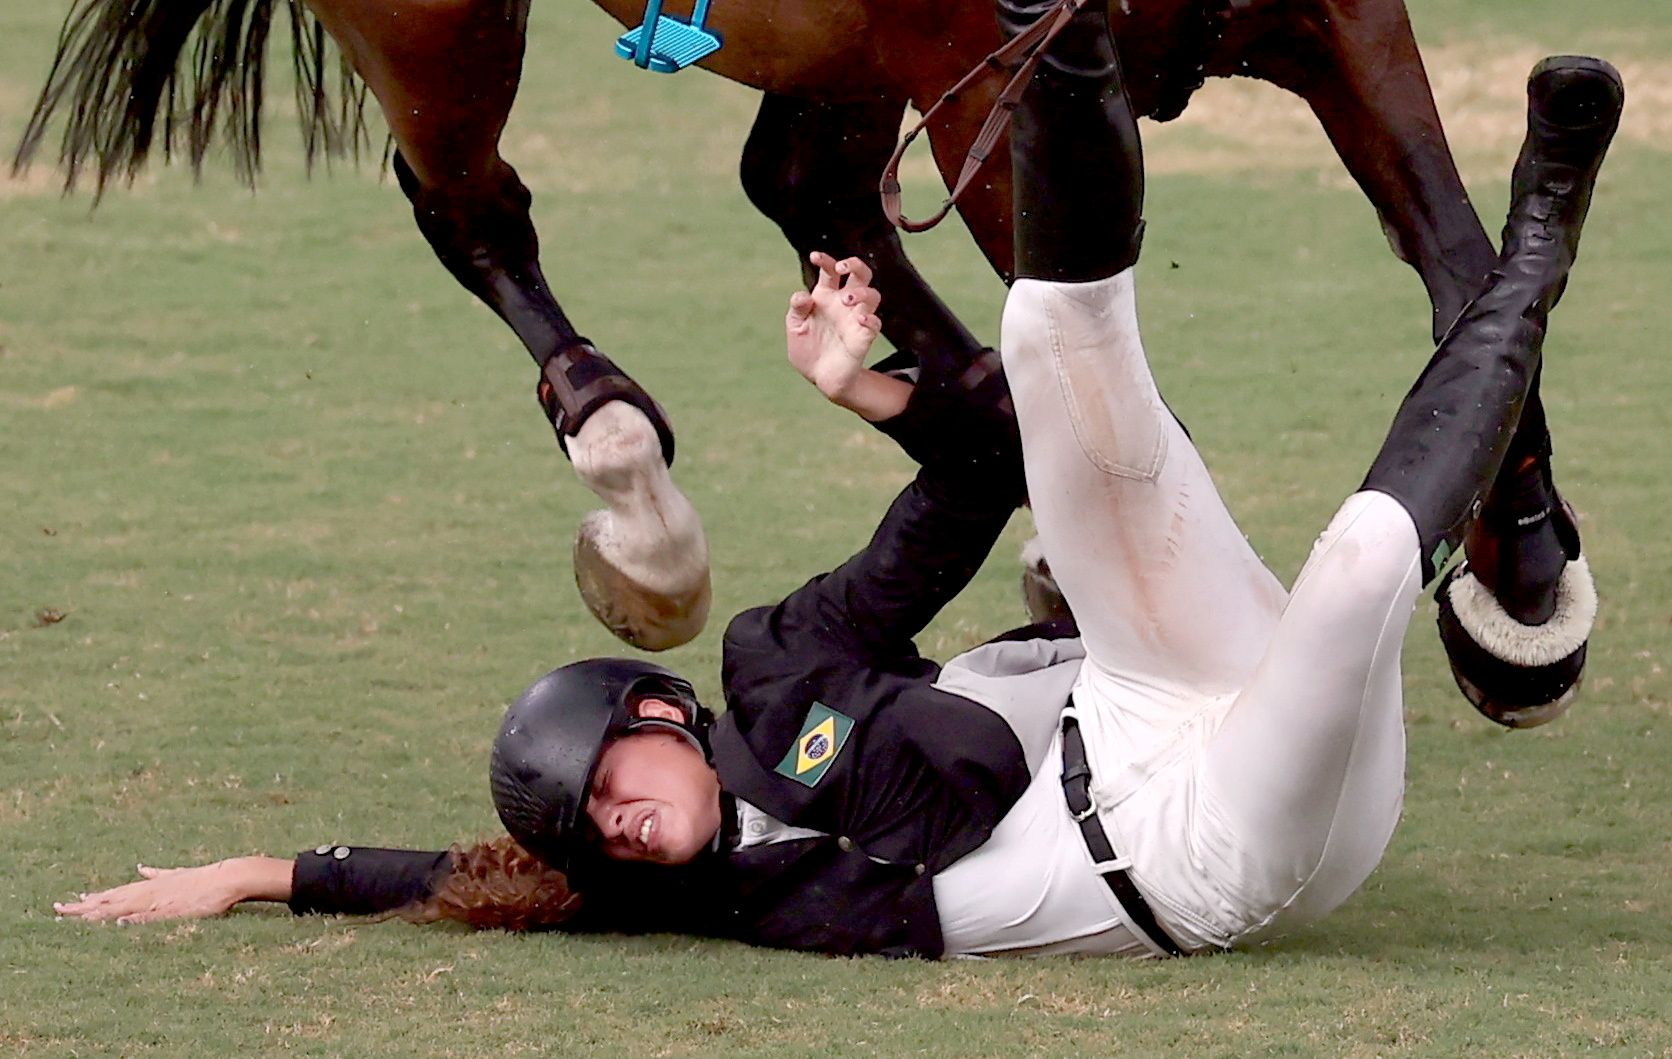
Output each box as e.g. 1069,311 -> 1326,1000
879,0 -> 1089,234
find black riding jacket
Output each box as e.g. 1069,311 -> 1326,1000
291,391 -> 1043,958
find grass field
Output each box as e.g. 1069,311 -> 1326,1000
2,1 -> 1669,1055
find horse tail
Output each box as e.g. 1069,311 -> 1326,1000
12,0 -> 370,195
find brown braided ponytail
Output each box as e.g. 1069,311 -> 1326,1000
401,835 -> 582,932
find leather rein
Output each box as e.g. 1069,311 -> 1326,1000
879,0 -> 1089,234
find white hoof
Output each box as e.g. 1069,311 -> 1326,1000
574,517 -> 711,651
567,402 -> 711,650
1019,535 -> 1073,625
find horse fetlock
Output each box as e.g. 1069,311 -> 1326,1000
569,402 -> 670,499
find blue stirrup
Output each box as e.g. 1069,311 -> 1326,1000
615,0 -> 723,73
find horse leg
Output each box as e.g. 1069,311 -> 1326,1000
741,93 -> 994,367
1254,1 -> 1492,343
303,0 -> 709,650
741,90 -> 1026,486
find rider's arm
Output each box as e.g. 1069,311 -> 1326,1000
53,848 -> 453,924
726,462 -> 1017,669
787,252 -> 1022,488
287,845 -> 456,916
765,252 -> 1024,657
820,365 -> 913,422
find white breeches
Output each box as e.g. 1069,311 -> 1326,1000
1000,272 -> 1424,950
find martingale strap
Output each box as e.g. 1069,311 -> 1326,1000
880,0 -> 1089,234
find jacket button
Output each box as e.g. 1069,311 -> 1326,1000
332,846 -> 351,860
915,863 -> 927,876
314,844 -> 333,856
836,836 -> 855,852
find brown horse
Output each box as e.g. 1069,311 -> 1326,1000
16,0 -> 1504,651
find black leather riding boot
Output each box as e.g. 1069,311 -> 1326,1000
1362,57 -> 1622,586
1421,58 -> 1624,728
997,0 -> 1145,282
1500,56 -> 1624,294
1461,56 -> 1625,618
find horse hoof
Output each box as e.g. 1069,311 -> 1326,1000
573,517 -> 711,651
1020,536 -> 1074,625
1434,555 -> 1596,728
566,401 -> 709,650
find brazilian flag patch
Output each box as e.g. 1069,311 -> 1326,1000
774,702 -> 855,788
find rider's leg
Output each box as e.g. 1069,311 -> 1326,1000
996,0 -> 1288,763
996,0 -> 1144,283
1431,61 -> 1622,725
1183,58 -> 1623,943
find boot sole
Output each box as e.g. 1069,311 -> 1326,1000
1528,56 -> 1625,129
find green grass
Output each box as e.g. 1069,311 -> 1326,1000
2,1 -> 1669,1056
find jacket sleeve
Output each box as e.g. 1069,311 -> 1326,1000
288,845 -> 455,916
867,343 -> 1024,495
771,464 -> 1018,660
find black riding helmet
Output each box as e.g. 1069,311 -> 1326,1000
490,658 -> 713,874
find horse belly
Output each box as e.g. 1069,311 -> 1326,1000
592,0 -> 894,98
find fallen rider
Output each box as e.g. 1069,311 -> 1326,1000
56,4 -> 1624,957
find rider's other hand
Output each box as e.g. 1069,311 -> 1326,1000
786,252 -> 883,402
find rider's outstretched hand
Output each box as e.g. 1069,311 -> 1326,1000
786,253 -> 910,422
54,858 -> 293,925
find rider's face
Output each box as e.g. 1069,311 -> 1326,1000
584,700 -> 721,865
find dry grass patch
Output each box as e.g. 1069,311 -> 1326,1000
1148,39 -> 1672,183
915,964 -> 1145,1018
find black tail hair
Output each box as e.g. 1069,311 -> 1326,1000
12,0 -> 370,194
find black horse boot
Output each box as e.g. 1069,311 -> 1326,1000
996,0 -> 1145,282
1363,56 -> 1622,727
1461,391 -> 1574,625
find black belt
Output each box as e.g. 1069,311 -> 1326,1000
1061,712 -> 1186,957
